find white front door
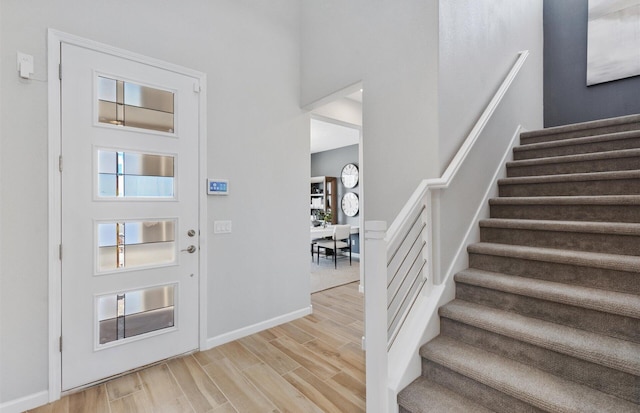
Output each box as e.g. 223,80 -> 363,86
60,42 -> 201,391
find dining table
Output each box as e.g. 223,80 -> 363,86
310,225 -> 360,241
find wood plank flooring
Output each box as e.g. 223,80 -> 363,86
28,282 -> 364,413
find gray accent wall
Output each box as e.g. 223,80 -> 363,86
311,144 -> 360,253
544,0 -> 640,127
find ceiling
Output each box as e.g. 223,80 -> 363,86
310,118 -> 360,154
310,89 -> 362,154
346,90 -> 362,103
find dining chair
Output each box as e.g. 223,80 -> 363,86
316,225 -> 351,269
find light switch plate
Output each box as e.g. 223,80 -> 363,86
214,220 -> 232,234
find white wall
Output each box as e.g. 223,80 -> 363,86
312,97 -> 363,127
0,0 -> 309,405
301,0 -> 440,224
436,0 -> 544,277
438,0 -> 544,170
0,1 -> 4,406
388,0 -> 544,395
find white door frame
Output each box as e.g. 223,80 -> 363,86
47,29 -> 208,402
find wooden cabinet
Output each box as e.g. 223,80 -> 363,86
310,176 -> 337,225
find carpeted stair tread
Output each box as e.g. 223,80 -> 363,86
438,318 -> 640,404
490,195 -> 640,223
514,131 -> 640,161
468,245 -> 640,294
439,299 -> 640,375
515,129 -> 640,152
520,114 -> 640,145
479,218 -> 640,236
507,147 -> 640,169
479,218 -> 640,255
455,268 -> 640,320
398,376 -> 496,413
467,242 -> 640,274
420,336 -> 640,413
498,169 -> 640,186
489,194 -> 640,206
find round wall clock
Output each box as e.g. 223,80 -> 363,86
341,163 -> 359,188
341,192 -> 359,217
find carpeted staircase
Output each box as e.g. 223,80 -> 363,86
398,114 -> 640,412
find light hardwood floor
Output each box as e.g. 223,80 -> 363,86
28,282 -> 364,413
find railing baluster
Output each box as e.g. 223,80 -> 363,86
387,205 -> 426,266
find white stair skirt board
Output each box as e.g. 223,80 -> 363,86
311,256 -> 360,293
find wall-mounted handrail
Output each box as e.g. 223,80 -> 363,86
365,50 -> 530,413
385,50 -> 530,250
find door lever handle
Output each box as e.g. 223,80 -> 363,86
181,245 -> 197,253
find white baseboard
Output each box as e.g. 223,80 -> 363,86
0,390 -> 49,413
204,305 -> 312,349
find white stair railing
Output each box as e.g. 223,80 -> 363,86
365,50 -> 530,413
386,194 -> 430,349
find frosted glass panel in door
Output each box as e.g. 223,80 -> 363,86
97,150 -> 174,198
97,76 -> 174,132
97,220 -> 176,272
97,284 -> 175,346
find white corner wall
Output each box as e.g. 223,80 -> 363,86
389,1 -> 544,397
437,0 -> 544,276
438,0 -> 544,170
0,0 -> 309,406
312,97 -> 363,128
301,0 -> 440,224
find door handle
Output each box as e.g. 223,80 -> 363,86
181,245 -> 197,253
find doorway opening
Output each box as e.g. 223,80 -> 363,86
307,85 -> 364,293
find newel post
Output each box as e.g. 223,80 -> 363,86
365,220 -> 390,413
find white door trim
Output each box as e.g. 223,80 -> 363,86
47,29 -> 207,402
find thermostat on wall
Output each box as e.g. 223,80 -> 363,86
207,179 -> 229,195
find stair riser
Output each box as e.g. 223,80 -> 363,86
490,203 -> 640,223
421,360 -> 544,413
506,156 -> 640,177
520,122 -> 640,145
479,227 -> 640,256
513,137 -> 640,160
440,318 -> 640,403
468,252 -> 640,294
455,283 -> 640,343
498,178 -> 640,197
